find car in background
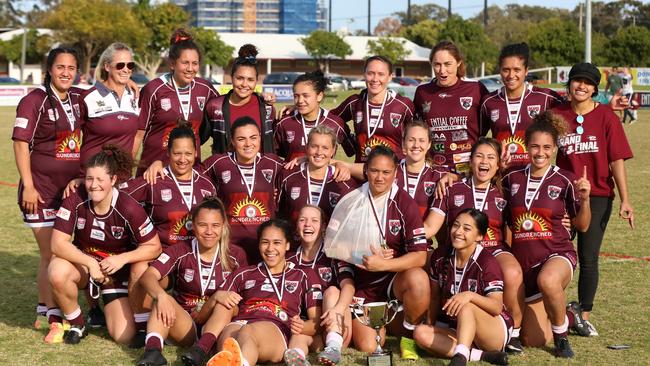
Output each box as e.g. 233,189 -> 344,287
326,74 -> 349,92
0,76 -> 20,84
350,78 -> 366,89
263,72 -> 302,85
479,77 -> 502,93
525,73 -> 542,83
392,77 -> 420,86
130,73 -> 150,86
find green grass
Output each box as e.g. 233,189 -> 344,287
0,104 -> 648,365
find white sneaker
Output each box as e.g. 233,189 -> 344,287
584,320 -> 599,336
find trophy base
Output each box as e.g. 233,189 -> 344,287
367,351 -> 392,366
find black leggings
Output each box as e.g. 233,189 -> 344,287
577,196 -> 613,312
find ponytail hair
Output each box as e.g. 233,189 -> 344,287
85,144 -> 134,184
191,196 -> 235,271
231,44 -> 259,77
44,47 -> 79,113
525,111 -> 568,146
294,69 -> 327,94
169,28 -> 201,63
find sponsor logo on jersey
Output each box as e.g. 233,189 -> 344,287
290,186 -> 301,200
421,101 -> 431,113
424,181 -> 435,196
511,183 -> 520,195
495,197 -> 507,211
454,195 -> 465,207
55,130 -> 82,160
318,267 -> 333,282
513,211 -> 551,240
221,170 -> 231,184
201,189 -> 212,197
453,152 -> 471,163
286,130 -> 295,143
390,113 -> 401,127
490,109 -> 499,122
157,253 -> 170,264
43,209 -> 58,220
547,185 -> 561,200
262,169 -> 273,183
449,142 -> 472,152
56,207 -> 71,221
433,133 -> 446,142
468,279 -> 478,292
160,98 -> 171,111
413,228 -> 425,236
25,213 -> 39,220
245,280 -> 256,289
161,189 -> 172,202
433,143 -> 445,152
389,219 -> 401,235
433,154 -> 446,165
139,218 -> 154,237
438,93 -> 452,99
362,137 -> 391,158
451,130 -> 468,142
90,229 -> 105,241
232,196 -> 269,223
47,108 -> 59,121
285,280 -> 299,293
196,96 -> 206,111
459,97 -> 473,110
111,226 -> 124,239
355,111 -> 363,124
328,192 -> 341,207
527,105 -> 541,118
184,269 -> 194,282
14,117 -> 28,129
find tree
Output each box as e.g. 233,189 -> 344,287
300,30 -> 352,71
191,27 -> 235,79
0,29 -> 52,65
400,19 -> 443,49
603,26 -> 650,67
394,3 -> 447,26
374,17 -> 402,36
437,16 -> 498,76
43,0 -> 147,75
366,37 -> 411,65
528,18 -> 584,67
0,0 -> 22,27
133,1 -> 190,78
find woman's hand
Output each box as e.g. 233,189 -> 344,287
284,156 -> 307,170
87,259 -> 107,285
574,166 -> 591,201
99,254 -> 128,276
154,293 -> 177,328
359,246 -> 389,272
21,185 -> 44,214
290,315 -> 305,334
143,161 -> 166,185
320,307 -> 344,329
262,92 -> 276,105
332,161 -> 351,182
63,178 -> 83,199
442,291 -> 474,317
435,172 -> 459,200
215,291 -> 242,310
619,200 -> 635,229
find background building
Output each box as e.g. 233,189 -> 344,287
176,0 -> 327,34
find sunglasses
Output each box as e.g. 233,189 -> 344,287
114,62 -> 135,70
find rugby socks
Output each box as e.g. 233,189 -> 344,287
453,344 -> 470,360
511,327 -> 521,338
64,307 -> 85,327
47,308 -> 63,324
289,348 -> 306,357
145,332 -> 164,351
325,331 -> 344,350
134,312 -> 150,332
242,359 -> 250,366
196,332 -> 217,354
469,348 -> 483,361
36,303 -> 47,316
402,319 -> 416,331
551,315 -> 569,341
565,309 -> 576,328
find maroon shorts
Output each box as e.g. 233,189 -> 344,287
523,251 -> 577,303
481,242 -> 512,257
86,265 -> 130,305
18,192 -> 61,228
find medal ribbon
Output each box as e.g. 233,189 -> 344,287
503,83 -> 527,136
171,75 -> 192,121
401,160 -> 426,199
263,262 -> 286,302
305,162 -> 331,206
365,91 -> 388,139
524,164 -> 551,211
231,153 -> 257,198
168,166 -> 195,211
368,185 -> 392,245
193,239 -> 219,297
471,176 -> 490,212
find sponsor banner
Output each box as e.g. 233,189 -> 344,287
262,85 -> 294,101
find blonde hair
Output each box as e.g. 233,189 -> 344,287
94,42 -> 133,82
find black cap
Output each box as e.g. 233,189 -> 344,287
568,63 -> 601,96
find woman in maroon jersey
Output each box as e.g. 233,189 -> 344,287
424,137 -> 525,353
502,112 -> 591,357
330,55 -> 415,163
135,28 -> 219,176
274,70 -> 354,162
414,209 -> 510,366
48,146 -> 161,345
414,41 -> 489,174
553,63 -> 634,337
277,125 -> 357,223
12,47 -> 82,334
202,44 -> 276,155
181,219 -> 322,366
136,197 -> 242,366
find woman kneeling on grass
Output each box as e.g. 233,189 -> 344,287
414,208 -> 511,366
48,146 -> 161,344
137,196 -> 243,366
181,219 -> 322,366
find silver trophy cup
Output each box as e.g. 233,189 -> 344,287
352,300 -> 400,366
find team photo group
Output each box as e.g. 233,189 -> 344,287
11,27 -> 635,366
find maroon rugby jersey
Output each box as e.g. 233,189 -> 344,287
395,161 -> 446,220
277,163 -> 357,222
222,262 -> 321,338
414,79 -> 488,173
53,187 -> 157,260
12,86 -> 83,207
428,245 -> 508,324
79,82 -> 139,172
137,75 -> 218,175
553,103 -> 634,198
480,86 -> 561,169
287,245 -> 336,289
273,109 -> 354,161
150,239 -> 244,313
335,184 -> 428,290
201,153 -> 284,263
331,90 -> 414,162
430,178 -> 507,254
122,168 -> 216,247
502,165 -> 580,269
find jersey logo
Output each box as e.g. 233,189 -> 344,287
433,133 -> 446,142
47,108 -> 59,121
390,113 -> 401,127
262,169 -> 273,183
76,217 -> 86,229
290,187 -> 301,200
389,219 -> 401,235
328,192 -> 341,207
183,269 -> 194,282
43,209 -> 58,220
285,280 -> 299,293
196,96 -> 206,111
468,279 -> 478,292
490,109 -> 499,122
90,229 -> 105,241
222,170 -> 231,184
548,185 -> 561,200
56,207 -> 71,221
318,267 -> 333,282
161,189 -> 172,202
495,197 -> 507,211
157,253 -> 170,264
454,194 -> 465,207
460,97 -> 473,110
286,130 -> 295,143
421,101 -> 431,113
111,226 -> 124,239
245,280 -> 256,289
201,189 -> 212,197
424,182 -> 435,196
355,111 -> 363,124
14,117 -> 28,129
511,183 -> 520,195
433,155 -> 446,165
527,105 -> 541,118
160,98 -> 171,111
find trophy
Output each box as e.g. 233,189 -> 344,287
352,300 -> 400,366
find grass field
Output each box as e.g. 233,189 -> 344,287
0,102 -> 648,365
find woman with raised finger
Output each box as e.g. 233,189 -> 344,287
47,146 -> 161,345
12,47 -> 83,337
136,197 -> 243,366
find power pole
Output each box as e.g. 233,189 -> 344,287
20,28 -> 26,83
328,0 -> 332,32
448,0 -> 451,19
483,0 -> 488,27
579,2 -> 583,33
407,0 -> 411,25
368,0 -> 371,35
585,0 -> 591,62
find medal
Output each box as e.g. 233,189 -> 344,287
195,298 -> 206,312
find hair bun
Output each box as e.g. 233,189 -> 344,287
238,44 -> 258,59
170,28 -> 192,45
176,118 -> 193,130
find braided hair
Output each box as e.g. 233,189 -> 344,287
43,47 -> 79,114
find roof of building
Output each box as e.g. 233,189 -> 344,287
0,28 -> 52,42
217,32 -> 431,62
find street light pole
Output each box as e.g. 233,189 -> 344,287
20,28 -> 26,83
585,0 -> 592,62
328,0 -> 332,32
367,0 -> 371,35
